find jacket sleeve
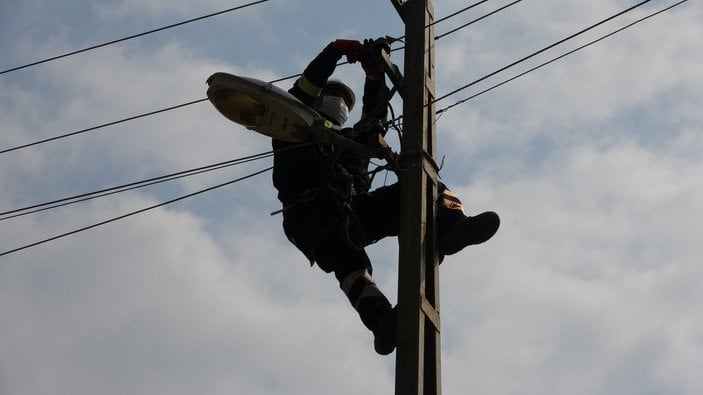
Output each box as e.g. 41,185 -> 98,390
288,42 -> 342,106
360,77 -> 389,123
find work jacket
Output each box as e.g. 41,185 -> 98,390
272,42 -> 389,208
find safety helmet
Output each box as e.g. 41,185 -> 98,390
313,79 -> 355,126
322,79 -> 355,111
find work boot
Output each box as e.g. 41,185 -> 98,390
437,211 -> 500,256
373,307 -> 397,355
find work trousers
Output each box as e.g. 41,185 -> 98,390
281,182 -> 459,281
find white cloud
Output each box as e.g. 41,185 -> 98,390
92,0 -> 268,21
2,1 -> 702,394
440,135 -> 703,394
436,0 -> 703,155
0,195 -> 393,395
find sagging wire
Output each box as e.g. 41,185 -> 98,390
0,0 -> 274,76
435,0 -> 524,41
0,151 -> 274,221
0,98 -> 209,154
432,0 -> 656,105
434,0 -> 690,115
430,0 -> 494,28
1,0 -> 506,155
0,166 -> 273,258
1,142 -> 314,221
0,1 -> 512,155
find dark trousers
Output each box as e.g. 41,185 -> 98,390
281,183 -> 398,280
282,182 -> 456,281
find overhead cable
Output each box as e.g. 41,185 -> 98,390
392,0 -> 522,50
394,0 -> 494,41
436,0 -> 690,115
0,0 -> 273,76
0,71 -> 308,155
0,150 -> 278,220
0,167 -> 273,257
2,1 -> 688,256
430,0 -> 493,27
0,98 -> 208,154
433,0 -> 655,105
0,1 -> 518,154
435,0 -> 524,40
0,0 -> 656,154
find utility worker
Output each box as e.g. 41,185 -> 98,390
272,39 -> 500,355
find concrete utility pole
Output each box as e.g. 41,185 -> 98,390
391,0 -> 441,394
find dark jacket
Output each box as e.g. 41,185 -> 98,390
272,42 -> 389,208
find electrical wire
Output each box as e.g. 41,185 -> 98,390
0,0 -> 273,76
0,150 -> 276,220
391,0 -> 522,51
390,0 -> 683,130
0,0 -> 640,156
430,0 -> 493,27
0,0 -> 521,154
1,142 -> 313,221
26,0 -> 657,156
0,1 -> 518,155
0,1 -> 671,156
432,0 -> 655,105
0,166 -> 273,257
393,0 -> 494,41
0,98 -> 208,154
435,0 -> 690,115
0,68 -> 328,155
0,74 -> 306,155
1,1 -> 687,257
435,0 -> 524,40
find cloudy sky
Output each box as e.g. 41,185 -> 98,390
1,0 -> 701,394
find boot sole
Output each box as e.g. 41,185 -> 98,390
438,211 -> 500,256
374,308 -> 397,355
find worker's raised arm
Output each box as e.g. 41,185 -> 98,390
288,40 -> 364,106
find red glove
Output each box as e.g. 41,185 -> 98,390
333,39 -> 363,63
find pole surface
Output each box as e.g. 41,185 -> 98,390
394,0 -> 441,394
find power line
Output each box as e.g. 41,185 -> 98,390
435,0 -> 690,115
0,149 -> 279,220
0,0 -> 659,155
391,0 -> 683,129
0,166 -> 273,258
0,98 -> 208,154
392,0 -> 495,41
435,0 -> 524,40
0,0 -> 273,76
1,0 -> 485,77
0,75 -> 306,155
0,1 -> 518,155
430,0 -> 493,27
1,1 -> 518,154
1,1 -> 687,257
392,0 -> 521,49
432,0 -> 655,104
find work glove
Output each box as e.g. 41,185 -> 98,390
360,38 -> 391,80
333,39 -> 364,63
369,37 -> 392,54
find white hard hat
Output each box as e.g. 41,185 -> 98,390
322,79 -> 355,111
